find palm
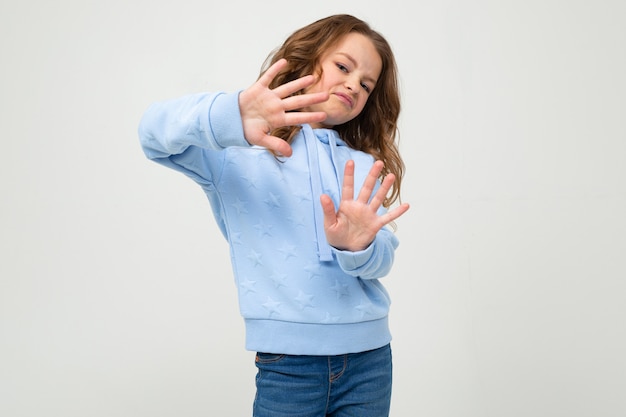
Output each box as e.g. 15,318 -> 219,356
238,59 -> 328,157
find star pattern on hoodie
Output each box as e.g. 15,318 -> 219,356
262,297 -> 282,317
253,220 -> 274,238
321,312 -> 341,324
231,198 -> 248,215
287,214 -> 307,228
292,190 -> 312,203
239,277 -> 257,294
355,299 -> 374,319
263,192 -> 282,209
241,174 -> 260,189
269,272 -> 288,288
304,263 -> 322,280
294,291 -> 315,310
330,280 -> 350,299
247,249 -> 263,267
277,243 -> 298,260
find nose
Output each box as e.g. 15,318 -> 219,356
345,75 -> 358,92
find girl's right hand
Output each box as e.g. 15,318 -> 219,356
238,58 -> 328,157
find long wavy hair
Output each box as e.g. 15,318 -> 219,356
260,14 -> 404,207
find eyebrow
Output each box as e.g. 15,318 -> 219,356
336,52 -> 379,85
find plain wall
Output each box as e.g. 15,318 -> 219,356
1,0 -> 624,416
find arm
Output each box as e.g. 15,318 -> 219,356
138,59 -> 329,182
139,91 -> 250,157
138,91 -> 247,185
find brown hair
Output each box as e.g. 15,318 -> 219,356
260,14 -> 404,207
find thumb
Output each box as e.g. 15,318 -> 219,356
257,134 -> 293,157
320,194 -> 337,229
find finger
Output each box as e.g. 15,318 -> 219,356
369,173 -> 395,211
341,160 -> 355,202
320,194 -> 338,229
258,58 -> 288,87
273,74 -> 318,98
257,134 -> 293,157
282,91 -> 329,111
378,202 -> 410,225
284,111 -> 327,126
356,160 -> 384,203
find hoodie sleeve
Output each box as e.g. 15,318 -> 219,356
138,91 -> 248,185
332,227 -> 399,280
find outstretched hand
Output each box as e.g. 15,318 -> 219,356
320,160 -> 410,252
238,58 -> 329,157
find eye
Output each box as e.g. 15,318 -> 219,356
336,63 -> 349,73
336,62 -> 372,93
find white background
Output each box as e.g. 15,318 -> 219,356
1,1 -> 625,416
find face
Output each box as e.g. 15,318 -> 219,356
303,32 -> 382,128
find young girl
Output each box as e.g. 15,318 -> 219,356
139,14 -> 409,417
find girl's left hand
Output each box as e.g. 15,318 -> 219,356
320,160 -> 410,251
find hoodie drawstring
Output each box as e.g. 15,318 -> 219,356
302,125 -> 345,262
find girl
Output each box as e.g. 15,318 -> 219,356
139,14 -> 409,417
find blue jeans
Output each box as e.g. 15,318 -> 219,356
253,344 -> 392,417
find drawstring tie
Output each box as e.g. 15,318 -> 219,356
302,125 -> 343,262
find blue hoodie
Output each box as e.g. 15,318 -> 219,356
139,91 -> 399,355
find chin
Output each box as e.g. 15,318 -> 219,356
323,114 -> 351,127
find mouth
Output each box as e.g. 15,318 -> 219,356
334,92 -> 354,108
